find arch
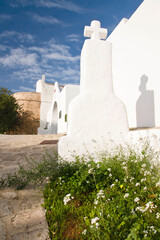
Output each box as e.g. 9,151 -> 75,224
51,102 -> 58,133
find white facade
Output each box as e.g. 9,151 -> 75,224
108,0 -> 160,128
36,0 -> 159,139
58,20 -> 128,159
36,75 -> 80,134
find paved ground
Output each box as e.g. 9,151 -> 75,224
0,134 -> 64,240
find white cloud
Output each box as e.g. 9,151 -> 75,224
45,52 -> 80,62
0,44 -> 9,51
30,40 -> 80,62
33,14 -> 62,25
0,48 -> 37,68
29,46 -> 46,54
10,0 -> 84,13
12,86 -> 36,92
0,35 -> 80,89
66,34 -> 80,42
0,31 -> 34,42
19,86 -> 36,92
0,14 -> 12,21
37,0 -> 84,13
45,66 -> 80,84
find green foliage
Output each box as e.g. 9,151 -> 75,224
8,110 -> 40,135
1,136 -> 160,239
0,151 -> 59,190
43,141 -> 160,240
0,88 -> 21,133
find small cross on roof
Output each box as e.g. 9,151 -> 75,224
84,20 -> 107,40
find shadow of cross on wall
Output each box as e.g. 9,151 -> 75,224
136,74 -> 155,128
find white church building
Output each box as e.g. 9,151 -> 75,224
36,75 -> 80,134
36,0 -> 160,135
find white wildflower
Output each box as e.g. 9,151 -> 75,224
97,163 -> 100,168
63,193 -> 74,205
131,209 -> 135,214
156,213 -> 160,219
141,178 -> 146,182
95,222 -> 99,228
134,197 -> 140,203
88,168 -> 94,174
82,229 -> 87,235
123,166 -> 127,171
130,177 -> 134,182
91,217 -> 99,225
135,183 -> 140,187
110,184 -> 115,188
97,190 -> 105,199
46,177 -> 50,183
109,173 -> 112,177
136,206 -> 146,213
124,193 -> 129,198
108,168 -> 111,172
94,200 -> 99,205
150,226 -> 154,230
144,171 -> 151,176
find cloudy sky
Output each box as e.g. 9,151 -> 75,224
0,0 -> 143,93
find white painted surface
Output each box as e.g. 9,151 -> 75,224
58,20 -> 129,159
108,0 -> 160,128
36,76 -> 80,134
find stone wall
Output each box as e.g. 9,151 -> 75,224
13,92 -> 41,119
11,92 -> 41,134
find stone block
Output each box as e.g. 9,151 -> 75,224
0,201 -> 13,217
0,220 -> 7,240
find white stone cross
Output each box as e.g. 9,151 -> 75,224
84,20 -> 107,40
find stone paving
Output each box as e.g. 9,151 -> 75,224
0,134 -> 64,240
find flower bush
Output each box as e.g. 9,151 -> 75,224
43,139 -> 160,240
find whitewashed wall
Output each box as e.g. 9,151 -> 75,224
36,76 -> 54,133
58,85 -> 80,133
108,0 -> 160,128
36,76 -> 80,134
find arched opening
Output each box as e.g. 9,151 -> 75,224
51,102 -> 58,133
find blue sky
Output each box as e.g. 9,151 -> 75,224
0,0 -> 143,93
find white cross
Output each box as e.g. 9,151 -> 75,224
84,20 -> 107,40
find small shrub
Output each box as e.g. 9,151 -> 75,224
0,88 -> 21,133
7,110 -> 40,135
0,151 -> 59,190
43,139 -> 160,240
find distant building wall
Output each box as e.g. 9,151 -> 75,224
13,92 -> 41,119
